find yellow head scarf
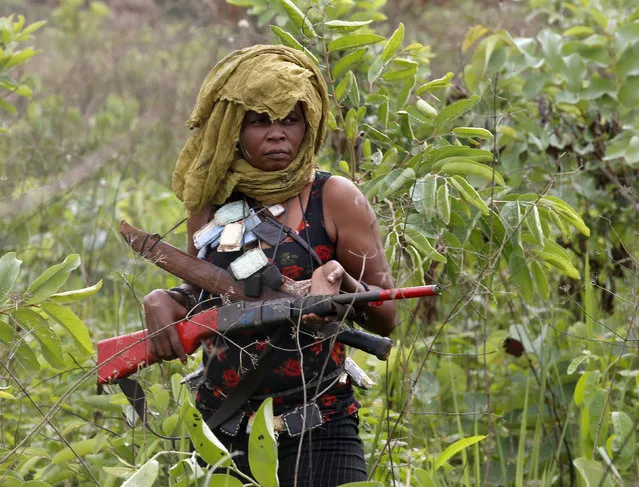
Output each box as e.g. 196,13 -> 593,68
172,45 -> 330,213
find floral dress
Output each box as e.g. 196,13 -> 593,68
196,171 -> 359,424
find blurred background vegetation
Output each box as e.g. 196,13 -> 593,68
1,0 -> 638,485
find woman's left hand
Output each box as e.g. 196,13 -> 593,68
302,261 -> 345,324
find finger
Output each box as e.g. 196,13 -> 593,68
168,327 -> 187,364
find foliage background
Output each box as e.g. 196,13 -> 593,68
0,0 -> 637,485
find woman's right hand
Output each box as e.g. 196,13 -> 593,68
143,289 -> 188,364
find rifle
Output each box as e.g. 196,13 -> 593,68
97,220 -> 440,384
97,286 -> 440,384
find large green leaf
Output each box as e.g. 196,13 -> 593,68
24,254 -> 81,305
381,23 -> 404,61
181,400 -> 232,468
40,302 -> 94,355
448,175 -> 490,215
537,29 -> 564,72
433,95 -> 481,134
404,225 -> 446,263
248,398 -> 278,487
324,20 -> 372,33
0,252 -> 21,301
412,175 -> 437,218
278,0 -> 316,37
207,474 -> 244,487
14,308 -> 65,369
378,168 -> 415,200
50,280 -> 103,304
562,53 -> 586,93
332,49 -> 366,79
327,34 -> 385,52
573,458 -> 614,487
434,435 -> 487,470
270,25 -> 304,50
52,435 -> 105,464
608,411 -> 636,469
508,246 -> 533,303
615,43 -> 639,79
121,459 -> 159,487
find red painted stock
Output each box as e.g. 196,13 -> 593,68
97,307 -> 219,384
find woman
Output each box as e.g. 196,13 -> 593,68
144,45 -> 397,487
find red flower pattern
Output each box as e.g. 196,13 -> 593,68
347,403 -> 358,415
223,369 -> 240,388
330,342 -> 345,366
314,245 -> 333,262
255,340 -> 268,352
274,396 -> 284,406
281,265 -> 304,279
320,395 -> 337,407
278,358 -> 302,377
309,341 -> 323,356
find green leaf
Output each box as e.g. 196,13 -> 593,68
583,76 -> 616,100
448,175 -> 490,215
615,43 -> 639,80
563,26 -> 595,37
0,98 -> 17,115
538,29 -> 565,72
453,126 -> 493,141
181,400 -> 232,467
206,474 -> 243,487
270,25 -> 304,50
3,48 -> 39,70
415,99 -> 437,118
413,468 -> 436,487
52,435 -> 104,464
436,183 -> 450,225
379,168 -> 415,200
278,0 -> 316,37
416,72 -> 454,94
381,23 -> 404,61
439,160 -> 504,186
615,21 -> 639,51
563,53 -> 586,93
573,458 -> 614,487
327,34 -> 385,52
524,205 -> 545,247
404,225 -> 446,263
248,398 -> 278,487
121,459 -> 159,487
508,246 -> 533,303
24,254 -> 81,305
50,280 -> 103,304
332,49 -> 366,79
40,302 -> 94,355
539,250 -> 580,280
433,94 -> 481,134
435,435 -> 487,470
530,261 -> 549,300
324,20 -> 372,33
609,411 -> 635,469
538,196 -> 590,236
335,71 -> 353,102
14,308 -> 65,369
412,175 -> 437,217
362,123 -> 393,148
0,252 -> 22,301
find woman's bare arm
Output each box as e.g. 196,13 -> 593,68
322,176 -> 398,336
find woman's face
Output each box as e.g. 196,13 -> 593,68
239,102 -> 306,172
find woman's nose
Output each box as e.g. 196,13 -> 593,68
266,123 -> 286,141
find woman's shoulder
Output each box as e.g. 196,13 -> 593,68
323,175 -> 368,209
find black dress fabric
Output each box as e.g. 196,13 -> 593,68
196,171 -> 360,418
194,171 -> 367,485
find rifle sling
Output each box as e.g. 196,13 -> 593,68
205,324 -> 288,430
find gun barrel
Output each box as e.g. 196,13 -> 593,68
332,285 -> 441,305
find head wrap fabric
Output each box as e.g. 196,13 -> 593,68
172,45 -> 330,213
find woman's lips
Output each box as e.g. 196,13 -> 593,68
264,150 -> 290,160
